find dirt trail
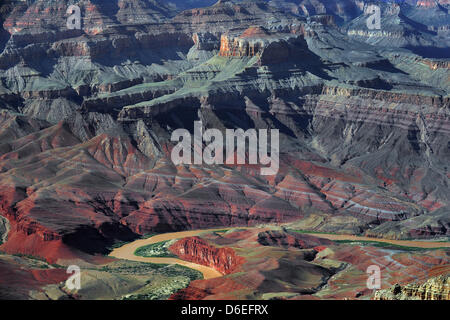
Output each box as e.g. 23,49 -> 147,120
109,228 -> 237,279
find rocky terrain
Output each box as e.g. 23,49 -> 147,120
0,0 -> 448,299
169,227 -> 449,300
374,274 -> 449,300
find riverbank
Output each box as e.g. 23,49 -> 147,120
109,228 -> 237,279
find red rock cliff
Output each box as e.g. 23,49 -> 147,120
169,236 -> 245,275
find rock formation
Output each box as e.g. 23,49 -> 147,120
374,275 -> 450,300
169,236 -> 245,274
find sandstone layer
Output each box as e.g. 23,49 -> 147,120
374,275 -> 449,300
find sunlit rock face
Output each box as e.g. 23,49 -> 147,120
169,236 -> 246,274
218,26 -> 305,65
374,275 -> 450,300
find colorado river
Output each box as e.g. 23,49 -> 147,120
109,227 -> 449,280
109,228 -> 235,279
303,233 -> 450,249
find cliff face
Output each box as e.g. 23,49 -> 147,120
374,275 -> 450,300
218,26 -> 311,65
219,34 -> 266,58
169,237 -> 245,275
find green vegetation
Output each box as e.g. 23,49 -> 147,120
141,233 -> 158,239
12,253 -> 48,262
157,264 -> 203,282
5,253 -> 53,269
212,229 -> 230,234
100,263 -> 203,300
333,240 -> 448,251
0,216 -> 7,246
291,229 -> 339,235
122,275 -> 191,300
99,263 -> 165,273
106,233 -> 159,251
122,278 -> 190,300
99,262 -> 202,281
107,240 -> 133,250
134,240 -> 177,258
210,228 -> 247,235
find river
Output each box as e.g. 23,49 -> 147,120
109,227 -> 449,280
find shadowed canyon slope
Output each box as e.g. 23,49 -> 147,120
0,0 -> 448,299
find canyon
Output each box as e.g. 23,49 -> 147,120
0,0 -> 448,300
166,226 -> 449,300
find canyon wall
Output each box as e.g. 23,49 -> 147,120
169,236 -> 245,275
